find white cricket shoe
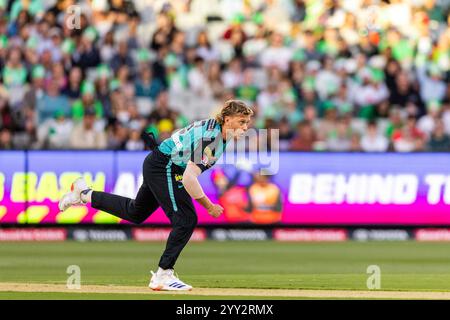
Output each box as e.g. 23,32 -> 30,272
58,178 -> 90,212
149,269 -> 193,291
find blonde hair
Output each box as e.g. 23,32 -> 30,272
215,100 -> 254,125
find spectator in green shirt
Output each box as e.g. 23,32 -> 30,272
2,47 -> 27,87
235,68 -> 259,104
71,81 -> 103,121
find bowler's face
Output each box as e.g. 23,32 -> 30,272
224,115 -> 251,140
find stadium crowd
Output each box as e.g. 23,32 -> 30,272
0,0 -> 449,152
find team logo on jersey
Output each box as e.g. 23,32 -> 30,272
201,147 -> 217,167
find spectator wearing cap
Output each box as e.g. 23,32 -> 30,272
94,70 -> 113,120
36,77 -> 71,124
21,64 -> 45,110
163,53 -> 188,93
71,81 -> 103,122
109,78 -> 124,105
353,68 -> 389,119
37,109 -> 73,149
72,27 -> 101,70
222,13 -> 247,51
156,118 -> 174,142
70,107 -> 107,149
360,120 -> 389,152
318,102 -> 339,138
23,33 -> 40,66
60,36 -> 75,67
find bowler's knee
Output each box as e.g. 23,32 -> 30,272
173,211 -> 197,230
128,203 -> 149,224
183,212 -> 198,230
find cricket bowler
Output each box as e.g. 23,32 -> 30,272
59,100 -> 253,291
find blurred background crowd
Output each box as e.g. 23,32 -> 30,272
0,0 -> 449,152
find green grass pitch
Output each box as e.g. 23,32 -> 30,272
2,240 -> 450,299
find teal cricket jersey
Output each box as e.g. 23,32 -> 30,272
158,118 -> 228,172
